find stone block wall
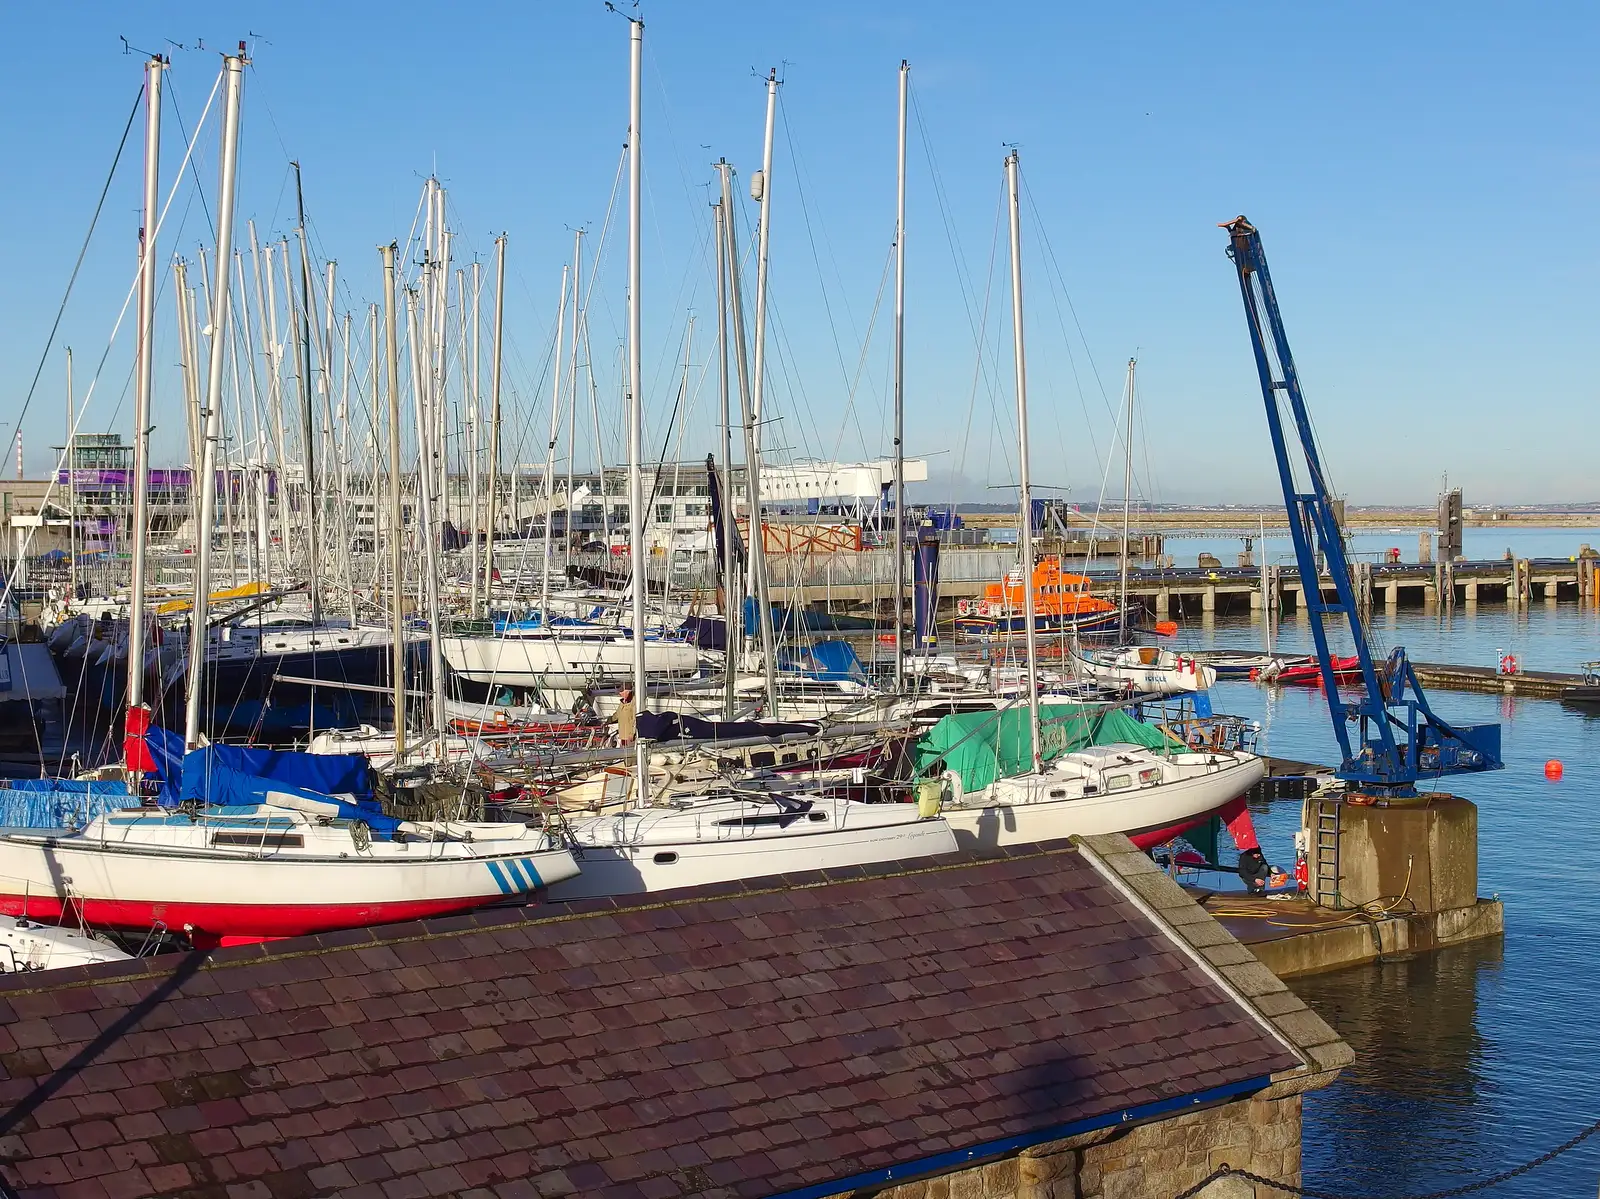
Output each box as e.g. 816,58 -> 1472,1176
849,1092 -> 1301,1199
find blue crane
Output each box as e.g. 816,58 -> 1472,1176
1221,216 -> 1501,798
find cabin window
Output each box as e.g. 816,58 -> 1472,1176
716,813 -> 803,829
1138,769 -> 1161,786
211,831 -> 304,849
1106,774 -> 1132,792
653,852 -> 678,865
807,812 -> 829,823
1048,788 -> 1067,799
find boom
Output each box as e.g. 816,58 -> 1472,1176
1221,216 -> 1500,797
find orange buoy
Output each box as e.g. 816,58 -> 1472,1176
1153,620 -> 1179,637
1545,760 -> 1564,780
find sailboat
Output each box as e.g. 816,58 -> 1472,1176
0,50 -> 581,947
918,151 -> 1264,854
0,745 -> 578,946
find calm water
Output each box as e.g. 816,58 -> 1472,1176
1194,603 -> 1600,1195
1170,524 -> 1600,569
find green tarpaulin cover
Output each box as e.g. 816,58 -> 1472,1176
914,704 -> 1176,792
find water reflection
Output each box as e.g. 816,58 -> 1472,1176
1294,941 -> 1501,1195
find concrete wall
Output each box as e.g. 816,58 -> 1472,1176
847,1093 -> 1302,1198
1337,797 -> 1478,913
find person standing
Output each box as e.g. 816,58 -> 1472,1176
614,684 -> 637,746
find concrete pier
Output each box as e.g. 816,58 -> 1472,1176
1412,661 -> 1579,698
1202,793 -> 1502,978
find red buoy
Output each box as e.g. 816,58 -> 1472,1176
1545,760 -> 1564,781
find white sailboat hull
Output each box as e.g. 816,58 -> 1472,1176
941,749 -> 1264,851
441,632 -> 702,687
0,809 -> 580,943
545,797 -> 956,901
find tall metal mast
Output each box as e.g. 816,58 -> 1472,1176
1005,149 -> 1041,773
381,242 -> 406,761
750,68 -> 779,458
468,262 -> 482,616
719,160 -> 776,711
64,348 -> 75,602
1118,357 -> 1135,638
291,162 -> 322,626
540,265 -> 569,622
892,59 -> 909,690
627,15 -> 649,797
183,48 -> 247,749
712,197 -> 737,720
406,288 -> 449,748
484,235 -> 506,605
565,228 -> 584,575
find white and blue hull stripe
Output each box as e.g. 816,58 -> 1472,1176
486,857 -> 546,894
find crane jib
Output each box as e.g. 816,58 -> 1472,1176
1221,215 -> 1502,797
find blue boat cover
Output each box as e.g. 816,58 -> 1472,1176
178,742 -> 373,803
179,755 -> 400,834
0,778 -> 137,829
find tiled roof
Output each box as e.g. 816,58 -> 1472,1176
0,840 -> 1302,1199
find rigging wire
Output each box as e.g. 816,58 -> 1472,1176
2,84 -> 143,462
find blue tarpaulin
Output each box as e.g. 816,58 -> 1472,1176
799,640 -> 867,683
0,778 -> 135,829
177,742 -> 373,803
179,756 -> 401,834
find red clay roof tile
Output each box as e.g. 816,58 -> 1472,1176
0,842 -> 1295,1199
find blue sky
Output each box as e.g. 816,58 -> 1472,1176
3,1 -> 1596,506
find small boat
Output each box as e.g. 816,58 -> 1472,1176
954,555 -> 1129,637
545,787 -> 956,901
1193,649 -> 1312,678
0,917 -> 132,974
1069,645 -> 1216,696
1256,655 -> 1361,685
1560,662 -> 1600,706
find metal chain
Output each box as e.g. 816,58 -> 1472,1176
1167,1116 -> 1600,1199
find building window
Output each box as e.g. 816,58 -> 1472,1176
655,504 -> 672,524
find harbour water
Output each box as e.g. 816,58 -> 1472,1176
1195,603 -> 1600,1194
1169,525 -> 1600,569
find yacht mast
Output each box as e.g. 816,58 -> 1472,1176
291,163 -> 322,626
626,14 -> 649,799
1005,149 -> 1041,773
484,235 -> 506,606
183,48 -> 247,749
892,59 -> 909,690
381,242 -> 406,761
719,160 -> 775,711
712,197 -> 737,720
1118,357 -> 1135,639
468,262 -> 482,616
540,265 -> 569,622
407,287 -> 449,748
565,228 -> 584,578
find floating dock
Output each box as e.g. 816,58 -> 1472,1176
1412,661 -> 1578,699
1202,891 -> 1504,978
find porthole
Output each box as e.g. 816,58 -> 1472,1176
653,851 -> 678,864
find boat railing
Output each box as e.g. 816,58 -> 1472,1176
1160,714 -> 1259,756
